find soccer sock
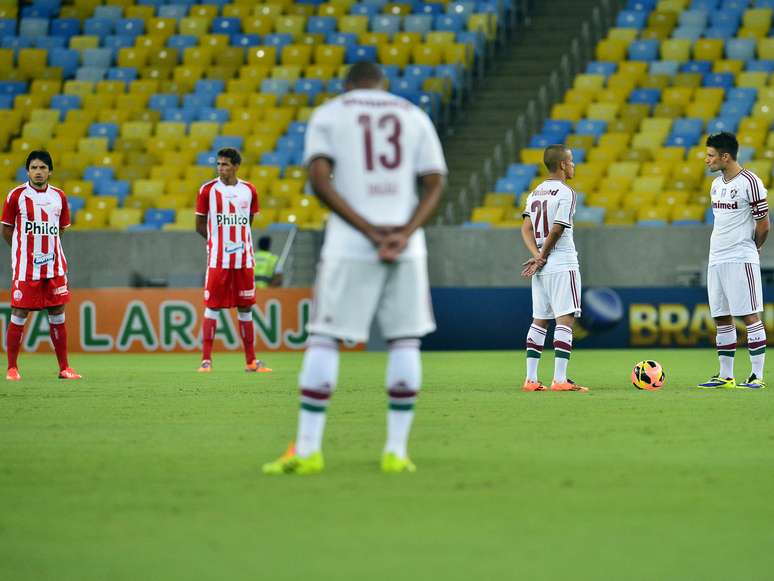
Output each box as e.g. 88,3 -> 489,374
746,321 -> 766,378
6,314 -> 26,370
553,324 -> 573,384
201,308 -> 218,361
716,324 -> 736,379
48,313 -> 68,371
296,335 -> 339,458
237,311 -> 255,364
384,339 -> 421,460
525,323 -> 547,381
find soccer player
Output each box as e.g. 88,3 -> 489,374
698,132 -> 769,389
195,147 -> 271,374
263,62 -> 447,475
520,145 -> 588,393
1,151 -> 81,380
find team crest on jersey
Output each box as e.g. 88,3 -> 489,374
729,188 -> 738,199
13,290 -> 22,301
53,285 -> 68,295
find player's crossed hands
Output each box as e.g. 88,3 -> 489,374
521,257 -> 546,278
367,226 -> 409,263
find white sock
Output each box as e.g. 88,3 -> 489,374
525,323 -> 547,381
296,335 -> 339,458
746,321 -> 766,379
716,324 -> 736,379
384,339 -> 421,459
553,324 -> 573,383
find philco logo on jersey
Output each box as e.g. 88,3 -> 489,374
215,213 -> 249,226
24,220 -> 59,236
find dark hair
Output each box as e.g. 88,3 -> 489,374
26,150 -> 53,171
217,147 -> 241,166
258,236 -> 271,251
706,132 -> 739,160
543,144 -> 570,172
345,62 -> 384,86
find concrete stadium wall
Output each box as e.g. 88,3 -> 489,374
0,225 -> 764,288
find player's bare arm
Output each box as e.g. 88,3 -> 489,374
754,216 -> 769,250
378,173 -> 444,263
520,217 -> 545,278
195,214 -> 207,239
308,157 -> 384,246
1,223 -> 13,246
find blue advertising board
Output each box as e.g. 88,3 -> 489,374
424,287 -> 774,350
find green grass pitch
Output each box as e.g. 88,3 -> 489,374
1,349 -> 773,581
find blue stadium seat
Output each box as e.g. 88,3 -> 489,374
48,48 -> 79,78
350,4 -> 379,16
167,34 -> 198,49
703,24 -> 737,39
2,37 -> 33,53
277,135 -> 303,154
88,122 -> 120,146
294,78 -> 325,98
94,180 -> 129,199
35,37 -> 67,50
586,61 -> 617,77
628,40 -> 659,61
231,33 -> 261,47
83,18 -> 114,39
495,176 -> 531,193
381,64 -> 401,79
68,196 -> 86,215
107,67 -> 137,81
703,72 -> 735,88
0,81 -> 28,96
570,148 -> 586,163
629,88 -> 661,105
506,164 -> 538,179
678,10 -> 708,28
372,15 -> 401,35
416,3 -> 444,15
574,206 -> 605,224
404,65 -> 435,83
664,134 -> 697,147
158,5 -> 188,19
213,136 -> 243,150
326,32 -> 358,46
260,151 -> 290,168
0,20 -> 17,37
83,166 -> 115,183
575,119 -> 607,139
149,93 -> 179,110
0,95 -> 13,109
616,10 -> 647,28
50,18 -> 80,40
307,16 -> 338,35
287,121 -> 307,137
260,79 -> 290,96
75,67 -> 107,82
15,167 -> 29,182
719,101 -> 752,117
82,48 -> 114,69
263,34 -> 293,49
211,17 -> 241,35
137,0 -> 164,8
704,206 -> 714,224
709,9 -> 742,28
115,18 -> 145,37
738,146 -> 754,164
707,117 -> 740,133
183,94 -> 214,109
345,45 -> 377,64
144,209 -> 176,227
626,0 -> 657,9
197,108 -> 229,123
461,221 -> 491,229
671,25 -> 704,41
404,15 -> 433,34
529,133 -> 565,148
747,60 -> 774,72
50,94 -> 81,120
19,18 -> 49,38
650,60 -> 679,75
542,119 -> 573,139
194,79 -> 224,95
680,60 -> 712,73
691,0 -> 718,9
435,64 -> 462,88
103,35 -> 136,51
391,77 -> 422,93
162,108 -> 197,123
434,14 -> 465,32
93,5 -> 123,21
457,31 -> 484,57
327,78 -> 344,93
727,87 -> 757,103
726,38 -> 755,61
196,152 -> 217,166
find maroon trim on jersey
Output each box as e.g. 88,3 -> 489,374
722,169 -> 744,185
740,170 -> 762,203
745,263 -> 757,311
569,271 -> 580,308
554,220 -> 571,228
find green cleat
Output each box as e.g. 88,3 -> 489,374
262,443 -> 324,475
381,452 -> 416,474
697,375 -> 736,389
737,374 -> 767,389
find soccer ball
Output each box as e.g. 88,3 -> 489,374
631,360 -> 665,390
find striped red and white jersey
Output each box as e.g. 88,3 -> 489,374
1,182 -> 70,281
196,178 -> 259,269
522,179 -> 579,274
709,169 -> 768,266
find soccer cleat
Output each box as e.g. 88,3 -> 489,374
262,443 -> 324,475
58,368 -> 81,380
197,359 -> 212,373
697,375 -> 735,389
6,368 -> 20,381
550,378 -> 589,392
522,379 -> 547,392
246,359 -> 272,373
381,452 -> 416,474
737,373 -> 767,389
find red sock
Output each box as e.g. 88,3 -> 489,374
49,322 -> 69,371
6,322 -> 24,370
239,319 -> 256,364
202,316 -> 216,361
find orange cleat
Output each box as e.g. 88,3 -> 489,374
58,368 -> 82,380
246,359 -> 272,373
6,368 -> 21,381
550,378 -> 589,392
522,379 -> 546,392
197,360 -> 212,373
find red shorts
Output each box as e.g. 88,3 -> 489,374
10,275 -> 71,310
204,267 -> 256,309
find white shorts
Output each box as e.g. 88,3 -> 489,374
308,257 -> 436,343
707,262 -> 763,317
532,269 -> 582,320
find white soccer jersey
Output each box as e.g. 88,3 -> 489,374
303,88 -> 448,261
708,169 -> 768,266
522,179 -> 579,274
196,178 -> 259,269
1,182 -> 70,281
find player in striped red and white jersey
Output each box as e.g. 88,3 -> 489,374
0,151 -> 80,381
194,147 -> 270,374
699,132 -> 770,390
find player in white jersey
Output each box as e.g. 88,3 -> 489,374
194,147 -> 271,374
698,132 -> 769,389
1,151 -> 81,381
263,62 -> 446,475
520,145 -> 588,393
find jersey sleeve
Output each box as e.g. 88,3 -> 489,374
60,194 -> 71,228
303,105 -> 335,165
747,173 -> 768,221
553,188 -> 575,228
246,181 -> 259,214
195,183 -> 210,216
521,193 -> 532,218
1,189 -> 19,226
414,110 -> 448,176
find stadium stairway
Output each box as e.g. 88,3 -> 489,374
440,0 -> 623,221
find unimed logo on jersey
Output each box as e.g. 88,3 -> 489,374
23,220 -> 59,236
215,213 -> 248,226
713,201 -> 739,210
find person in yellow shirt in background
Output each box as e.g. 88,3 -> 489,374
254,236 -> 283,289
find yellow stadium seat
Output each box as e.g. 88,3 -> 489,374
471,207 -> 505,224
573,74 -> 605,92
563,89 -> 595,110
275,15 -> 307,37
271,179 -> 305,198
740,130 -> 767,149
393,32 -> 421,49
566,134 -> 595,150
623,191 -> 656,210
183,46 -> 214,67
406,44 -> 441,67
247,47 -> 277,67
74,209 -> 108,229
596,87 -> 631,104
692,38 -> 723,61
587,192 -> 622,211
252,209 -> 277,230
378,45 -> 411,67
132,180 -> 165,198
587,147 -> 621,163
713,59 -> 744,75
640,117 -> 672,137
632,175 -> 665,193
746,160 -> 772,187
96,80 -> 125,96
146,17 -> 176,38
638,73 -> 670,90
671,72 -> 702,88
738,72 -> 768,88
109,208 -> 142,229
135,35 -> 166,51
87,196 -> 119,213
483,193 -> 515,208
241,15 -> 273,35
78,137 -> 109,156
659,190 -> 690,207
550,103 -> 584,122
637,206 -> 670,223
314,45 -> 344,67
759,38 -> 774,60
685,101 -> 718,121
595,39 -> 628,62
426,31 -> 455,45
606,27 -> 638,43
631,133 -> 664,153
119,121 -> 152,140
598,133 -> 630,149
172,66 -> 204,92
443,44 -> 471,67
64,180 -> 93,198
520,148 -> 544,165
693,87 -> 724,107
751,101 -> 774,119
670,204 -> 705,222
17,49 -> 47,80
190,4 -> 218,19
179,17 -> 210,37
744,8 -> 772,34
282,44 -> 312,66
640,160 -> 674,178
597,175 -> 633,193
660,38 -> 690,62
69,35 -> 100,50
585,103 -> 620,121
124,5 -> 154,19
245,135 -> 279,157
607,161 -> 640,178
604,208 -> 635,225
272,65 -> 302,82
660,87 -> 693,108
